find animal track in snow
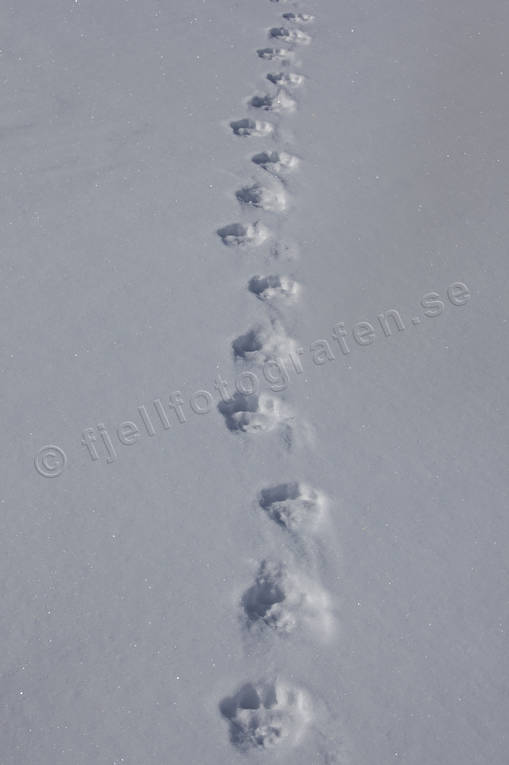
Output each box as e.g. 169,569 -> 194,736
232,321 -> 297,362
230,118 -> 273,137
282,12 -> 315,23
259,482 -> 327,533
269,27 -> 311,45
218,392 -> 289,434
267,71 -> 304,88
219,679 -> 312,751
249,90 -> 296,113
242,560 -> 333,638
236,182 -> 288,213
251,150 -> 299,174
217,221 -> 270,247
248,274 -> 300,302
257,47 -> 295,63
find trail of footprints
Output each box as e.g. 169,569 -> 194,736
215,6 -> 340,757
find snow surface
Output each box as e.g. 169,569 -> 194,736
2,0 -> 509,763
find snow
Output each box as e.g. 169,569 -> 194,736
1,0 -> 508,763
